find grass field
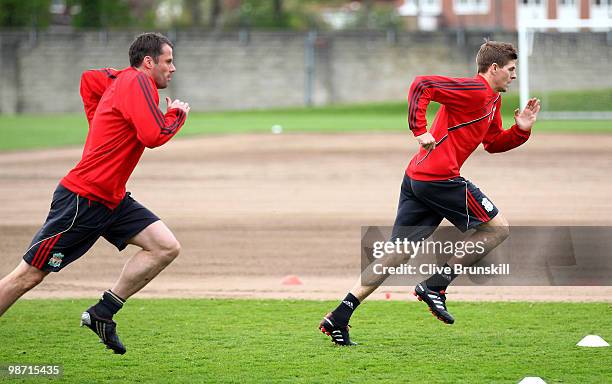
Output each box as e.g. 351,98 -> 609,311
0,299 -> 610,383
1,91 -> 611,151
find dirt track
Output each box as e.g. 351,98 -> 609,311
1,132 -> 611,301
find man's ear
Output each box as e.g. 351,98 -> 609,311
490,63 -> 499,73
142,55 -> 154,69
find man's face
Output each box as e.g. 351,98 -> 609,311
151,44 -> 175,89
491,60 -> 517,92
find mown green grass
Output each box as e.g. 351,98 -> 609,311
0,299 -> 610,383
1,90 -> 611,151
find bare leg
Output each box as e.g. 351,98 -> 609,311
320,231 -> 431,344
409,214 -> 511,324
80,221 -> 179,355
0,261 -> 49,316
111,220 -> 180,300
447,213 -> 510,267
349,281 -> 379,303
321,214 -> 511,342
348,214 -> 509,303
349,250 -> 409,302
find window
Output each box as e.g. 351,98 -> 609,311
398,0 -> 418,15
397,0 -> 442,16
591,0 -> 612,7
453,0 -> 490,15
590,0 -> 612,24
557,0 -> 580,20
517,0 -> 548,21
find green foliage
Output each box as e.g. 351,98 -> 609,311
348,2 -> 402,30
69,0 -> 133,29
222,0 -> 325,30
0,299 -> 610,383
238,0 -> 289,29
0,0 -> 51,28
219,1 -> 403,31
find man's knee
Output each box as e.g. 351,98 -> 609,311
11,263 -> 47,292
152,239 -> 181,264
478,214 -> 510,242
21,273 -> 45,291
497,224 -> 510,242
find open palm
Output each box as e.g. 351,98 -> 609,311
514,98 -> 541,131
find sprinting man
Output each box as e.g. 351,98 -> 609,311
320,41 -> 541,345
0,32 -> 190,354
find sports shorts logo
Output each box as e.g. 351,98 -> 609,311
48,252 -> 65,268
342,300 -> 354,309
481,198 -> 494,212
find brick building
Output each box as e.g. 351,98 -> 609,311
397,0 -> 612,31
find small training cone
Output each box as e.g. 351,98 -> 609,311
518,377 -> 546,384
281,275 -> 303,285
577,335 -> 609,347
384,292 -> 391,300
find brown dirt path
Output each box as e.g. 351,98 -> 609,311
1,133 -> 611,301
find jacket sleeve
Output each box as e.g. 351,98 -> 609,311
407,75 -> 488,136
80,68 -> 120,124
122,73 -> 187,149
482,100 -> 531,153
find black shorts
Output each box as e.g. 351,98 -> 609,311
23,184 -> 160,272
391,174 -> 498,241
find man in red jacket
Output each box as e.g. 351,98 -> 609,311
0,33 -> 190,354
320,41 -> 541,345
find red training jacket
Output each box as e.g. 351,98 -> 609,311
406,74 -> 530,181
61,67 -> 187,208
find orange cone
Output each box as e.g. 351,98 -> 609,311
281,275 -> 303,285
385,292 -> 391,300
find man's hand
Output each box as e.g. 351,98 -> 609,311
416,132 -> 436,150
166,97 -> 190,115
514,98 -> 541,131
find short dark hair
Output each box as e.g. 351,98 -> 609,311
476,40 -> 517,74
129,32 -> 174,67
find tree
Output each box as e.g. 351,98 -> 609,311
184,0 -> 203,26
273,0 -> 283,25
210,0 -> 222,28
70,0 -> 133,28
0,0 -> 51,28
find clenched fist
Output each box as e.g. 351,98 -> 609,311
416,132 -> 436,151
166,97 -> 191,115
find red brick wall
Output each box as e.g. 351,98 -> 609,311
436,0 -> 596,31
580,0 -> 590,18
